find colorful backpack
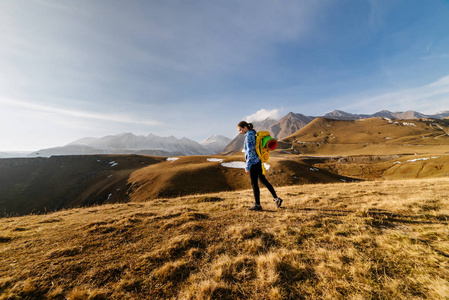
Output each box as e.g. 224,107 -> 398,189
255,131 -> 278,175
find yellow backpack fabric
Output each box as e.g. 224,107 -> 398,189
255,131 -> 273,175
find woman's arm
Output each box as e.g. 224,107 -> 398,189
245,132 -> 257,172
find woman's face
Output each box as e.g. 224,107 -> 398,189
238,126 -> 248,135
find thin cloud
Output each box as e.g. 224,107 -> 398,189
245,108 -> 282,122
0,98 -> 162,126
341,75 -> 449,114
422,53 -> 449,60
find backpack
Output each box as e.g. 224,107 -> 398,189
255,131 -> 278,175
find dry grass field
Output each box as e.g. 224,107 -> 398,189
1,178 -> 448,299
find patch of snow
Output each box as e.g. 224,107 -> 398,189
207,158 -> 223,162
108,161 -> 118,167
383,118 -> 393,123
221,161 -> 246,169
406,157 -> 439,162
393,161 -> 401,164
167,157 -> 179,163
220,161 -> 270,170
107,193 -> 112,200
341,179 -> 347,182
407,157 -> 430,162
432,123 -> 445,131
309,167 -> 319,171
402,122 -> 416,127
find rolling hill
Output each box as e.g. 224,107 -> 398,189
281,117 -> 449,156
0,155 -> 165,217
268,112 -> 313,140
0,154 -> 355,217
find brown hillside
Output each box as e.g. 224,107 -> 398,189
1,178 -> 448,299
300,154 -> 449,181
0,154 -> 356,217
127,155 -> 357,202
268,112 -> 313,140
282,117 -> 449,155
0,155 -> 165,217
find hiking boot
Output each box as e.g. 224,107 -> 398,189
273,198 -> 283,208
248,204 -> 262,211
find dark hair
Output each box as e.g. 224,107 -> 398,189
238,121 -> 255,131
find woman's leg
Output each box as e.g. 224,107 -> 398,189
257,163 -> 278,198
250,163 -> 261,205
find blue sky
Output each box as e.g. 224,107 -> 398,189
1,0 -> 449,151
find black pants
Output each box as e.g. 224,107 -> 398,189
250,161 -> 277,205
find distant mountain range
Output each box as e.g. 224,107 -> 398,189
222,109 -> 449,153
200,134 -> 232,154
323,110 -> 449,120
1,109 -> 447,158
28,133 -> 231,157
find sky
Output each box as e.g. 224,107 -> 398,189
1,0 -> 449,151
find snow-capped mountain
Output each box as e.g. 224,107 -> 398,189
372,110 -> 428,119
324,110 -> 371,120
324,110 -> 447,120
200,134 -> 232,154
436,111 -> 449,118
34,133 -> 222,157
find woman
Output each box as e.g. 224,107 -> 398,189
238,121 -> 283,211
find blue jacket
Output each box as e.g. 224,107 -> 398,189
244,130 -> 260,171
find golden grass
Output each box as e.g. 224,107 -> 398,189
1,178 -> 449,299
